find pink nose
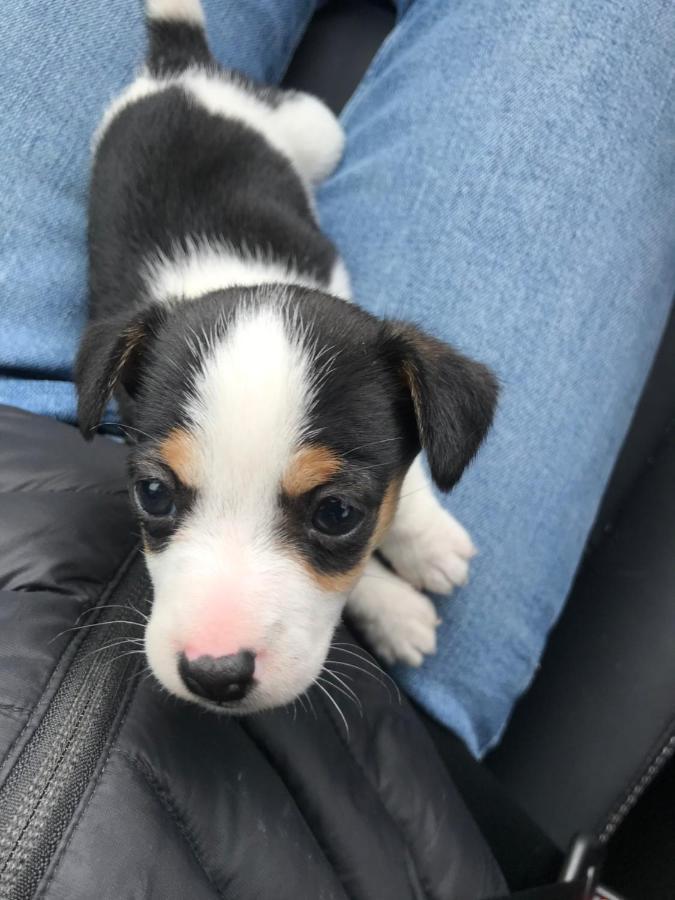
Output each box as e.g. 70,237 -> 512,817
184,600 -> 258,661
184,638 -> 245,661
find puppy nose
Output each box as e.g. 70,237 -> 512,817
178,650 -> 256,703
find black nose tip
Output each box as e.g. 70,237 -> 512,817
178,650 -> 256,703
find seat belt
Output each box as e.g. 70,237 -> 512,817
489,834 -> 620,900
492,884 -> 580,899
492,887 -> 622,900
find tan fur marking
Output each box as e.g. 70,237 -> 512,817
402,359 -> 425,445
370,477 -> 403,548
299,475 -> 403,593
309,560 -> 369,593
108,323 -> 146,396
158,428 -> 199,487
282,444 -> 342,497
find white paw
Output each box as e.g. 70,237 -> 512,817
379,506 -> 476,595
347,566 -> 440,667
274,92 -> 345,185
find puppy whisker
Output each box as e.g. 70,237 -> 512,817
96,422 -> 155,442
304,690 -> 317,720
342,437 -> 404,458
127,664 -> 153,684
396,486 -> 431,501
321,667 -> 362,714
50,619 -> 146,644
329,644 -> 402,703
106,649 -> 148,666
79,638 -> 146,662
75,603 -> 150,624
314,679 -> 350,737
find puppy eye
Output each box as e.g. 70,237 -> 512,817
312,496 -> 363,536
135,479 -> 176,518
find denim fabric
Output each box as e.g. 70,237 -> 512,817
0,0 -> 314,421
1,0 -> 673,754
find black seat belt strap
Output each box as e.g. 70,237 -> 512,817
491,884 -> 581,899
488,834 -> 612,900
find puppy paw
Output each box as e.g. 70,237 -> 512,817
380,507 -> 476,595
347,567 -> 440,667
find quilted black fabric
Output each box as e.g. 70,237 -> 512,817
0,405 -> 505,900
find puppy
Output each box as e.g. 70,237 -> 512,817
75,0 -> 498,714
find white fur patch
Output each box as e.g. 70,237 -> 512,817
144,238 -> 330,303
347,456 -> 477,667
187,304 -> 313,503
347,556 -> 440,667
94,67 -> 345,192
272,92 -> 345,185
146,0 -> 205,24
327,257 -> 352,301
378,455 -> 476,593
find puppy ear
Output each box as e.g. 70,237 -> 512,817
383,323 -> 498,491
75,307 -> 162,439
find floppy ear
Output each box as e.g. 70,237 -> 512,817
384,322 -> 499,491
74,307 -> 163,439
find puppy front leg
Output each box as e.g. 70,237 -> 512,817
379,455 -> 476,594
346,555 -> 440,666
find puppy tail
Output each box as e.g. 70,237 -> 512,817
145,0 -> 212,76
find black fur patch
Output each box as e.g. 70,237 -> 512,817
88,87 -> 336,324
147,21 -> 211,76
382,324 -> 499,491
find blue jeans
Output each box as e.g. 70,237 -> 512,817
1,0 -> 673,756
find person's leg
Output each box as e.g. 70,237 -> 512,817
319,0 -> 675,756
0,0 -> 316,421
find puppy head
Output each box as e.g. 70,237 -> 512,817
76,286 -> 497,712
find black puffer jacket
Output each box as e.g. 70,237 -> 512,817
0,405 -> 505,900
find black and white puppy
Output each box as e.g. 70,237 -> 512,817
76,0 -> 498,714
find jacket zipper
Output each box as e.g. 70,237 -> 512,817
0,554 -> 150,900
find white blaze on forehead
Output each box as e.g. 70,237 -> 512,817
186,305 -> 313,513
